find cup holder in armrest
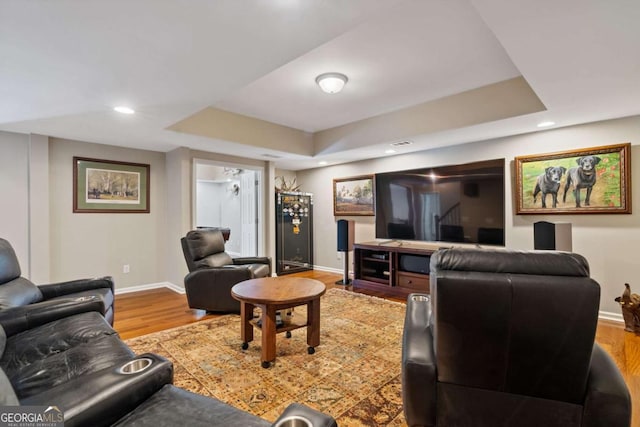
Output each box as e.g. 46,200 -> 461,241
274,415 -> 312,427
118,357 -> 153,374
411,295 -> 430,302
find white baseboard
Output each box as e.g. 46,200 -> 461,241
312,265 -> 350,275
115,281 -> 185,295
113,274 -> 626,325
598,310 -> 623,323
315,265 -> 623,324
164,282 -> 186,294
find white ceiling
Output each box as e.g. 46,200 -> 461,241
1,0 -> 639,170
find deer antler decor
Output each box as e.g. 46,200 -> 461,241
275,176 -> 301,192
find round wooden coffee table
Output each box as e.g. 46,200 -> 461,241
231,276 -> 326,368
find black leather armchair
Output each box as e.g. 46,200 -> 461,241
402,248 -> 631,427
181,228 -> 271,312
0,238 -> 115,325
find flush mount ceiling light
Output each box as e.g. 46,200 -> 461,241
114,106 -> 135,114
315,72 -> 348,94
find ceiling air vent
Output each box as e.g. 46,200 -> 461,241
390,140 -> 413,147
262,153 -> 282,159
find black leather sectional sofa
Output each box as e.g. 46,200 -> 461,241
0,238 -> 337,427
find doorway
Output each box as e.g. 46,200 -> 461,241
193,160 -> 263,257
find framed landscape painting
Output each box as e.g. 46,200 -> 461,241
514,142 -> 631,214
73,157 -> 150,213
333,175 -> 374,216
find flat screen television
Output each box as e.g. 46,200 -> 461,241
375,158 -> 505,246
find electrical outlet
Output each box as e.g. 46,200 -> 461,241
337,252 -> 343,261
123,264 -> 130,274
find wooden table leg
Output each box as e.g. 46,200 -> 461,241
307,297 -> 321,352
240,301 -> 254,349
261,304 -> 277,368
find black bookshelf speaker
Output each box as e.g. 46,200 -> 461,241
336,220 -> 355,286
337,219 -> 355,252
534,221 -> 572,251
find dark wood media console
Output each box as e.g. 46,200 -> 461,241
353,241 -> 436,298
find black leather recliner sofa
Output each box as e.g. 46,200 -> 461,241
0,238 -> 115,325
0,306 -> 337,426
181,228 -> 272,312
402,248 -> 631,427
1,310 -> 134,401
0,235 -> 335,426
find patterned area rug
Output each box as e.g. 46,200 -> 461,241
125,288 -> 408,426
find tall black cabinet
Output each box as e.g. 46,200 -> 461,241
276,192 -> 313,275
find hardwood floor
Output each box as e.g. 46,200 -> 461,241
114,270 -> 639,425
113,270 -> 404,340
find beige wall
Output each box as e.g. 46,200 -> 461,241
3,115 -> 639,316
0,131 -> 30,273
165,147 -> 191,288
297,115 -> 640,315
0,132 -> 276,292
28,134 -> 50,283
313,77 -> 544,155
49,138 -> 168,290
170,108 -> 314,156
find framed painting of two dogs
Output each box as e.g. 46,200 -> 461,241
515,142 -> 631,214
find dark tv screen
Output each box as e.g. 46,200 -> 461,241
375,159 -> 505,245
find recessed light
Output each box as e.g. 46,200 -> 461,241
318,161 -> 328,166
537,121 -> 555,128
114,106 -> 135,114
385,149 -> 397,154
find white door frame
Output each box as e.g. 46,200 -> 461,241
239,171 -> 257,257
192,158 -> 265,257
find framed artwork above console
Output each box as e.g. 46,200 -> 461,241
514,142 -> 631,214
